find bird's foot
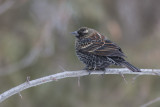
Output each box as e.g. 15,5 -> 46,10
83,67 -> 93,75
95,68 -> 106,76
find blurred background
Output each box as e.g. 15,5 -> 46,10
0,0 -> 160,107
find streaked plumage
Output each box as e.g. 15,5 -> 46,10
72,27 -> 140,72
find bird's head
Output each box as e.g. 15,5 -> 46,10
71,27 -> 95,39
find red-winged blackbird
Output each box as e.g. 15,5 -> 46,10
72,27 -> 140,72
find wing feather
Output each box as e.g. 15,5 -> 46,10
81,39 -> 125,57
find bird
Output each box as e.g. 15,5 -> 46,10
71,27 -> 141,72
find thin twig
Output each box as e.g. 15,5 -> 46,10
78,77 -> 80,87
59,65 -> 66,72
0,68 -> 160,103
119,72 -> 128,84
141,97 -> 160,107
26,76 -> 30,84
18,92 -> 22,99
0,1 -> 15,15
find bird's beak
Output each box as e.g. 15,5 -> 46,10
71,31 -> 78,36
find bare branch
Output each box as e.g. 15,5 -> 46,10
0,68 -> 160,103
0,1 -> 15,15
132,74 -> 142,83
141,97 -> 160,107
78,76 -> 80,87
119,72 -> 128,84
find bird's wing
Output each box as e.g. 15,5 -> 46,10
81,39 -> 125,57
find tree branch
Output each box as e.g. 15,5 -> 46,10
0,68 -> 160,103
0,1 -> 15,15
141,97 -> 160,107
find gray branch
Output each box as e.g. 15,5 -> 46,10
141,97 -> 160,107
0,68 -> 160,103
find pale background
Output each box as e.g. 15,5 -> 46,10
0,0 -> 160,107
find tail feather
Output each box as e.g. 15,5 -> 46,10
121,61 -> 141,72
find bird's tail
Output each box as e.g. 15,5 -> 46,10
121,61 -> 141,72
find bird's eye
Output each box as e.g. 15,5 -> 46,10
77,28 -> 89,36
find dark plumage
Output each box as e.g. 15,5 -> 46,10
72,27 -> 140,72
